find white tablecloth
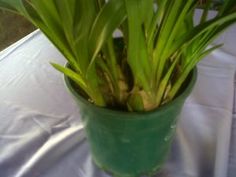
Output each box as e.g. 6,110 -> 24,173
0,13 -> 236,177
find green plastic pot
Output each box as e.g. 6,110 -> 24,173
64,68 -> 197,177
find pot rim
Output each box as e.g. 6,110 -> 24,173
64,63 -> 197,117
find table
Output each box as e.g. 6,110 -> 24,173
0,12 -> 236,177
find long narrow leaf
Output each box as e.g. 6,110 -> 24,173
170,12 -> 236,58
51,63 -> 88,93
124,0 -> 151,92
154,0 -> 196,86
88,0 -> 126,71
0,0 -> 27,14
168,44 -> 223,100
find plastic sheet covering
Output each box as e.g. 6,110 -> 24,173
0,11 -> 236,177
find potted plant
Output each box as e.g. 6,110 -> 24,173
0,0 -> 235,176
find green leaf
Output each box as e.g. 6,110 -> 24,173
52,62 -> 106,106
147,0 -> 170,49
168,44 -> 223,100
0,1 -> 18,13
51,63 -> 88,92
155,53 -> 180,106
138,0 -> 154,31
127,93 -> 144,112
54,0 -> 76,43
153,0 -> 194,85
88,0 -> 126,71
170,12 -> 236,58
200,0 -> 212,24
124,0 -> 152,91
73,0 -> 97,73
0,0 -> 27,14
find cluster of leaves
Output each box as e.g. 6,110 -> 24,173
0,0 -> 235,111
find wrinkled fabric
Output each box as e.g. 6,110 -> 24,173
0,12 -> 236,177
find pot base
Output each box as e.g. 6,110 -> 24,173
93,156 -> 164,177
